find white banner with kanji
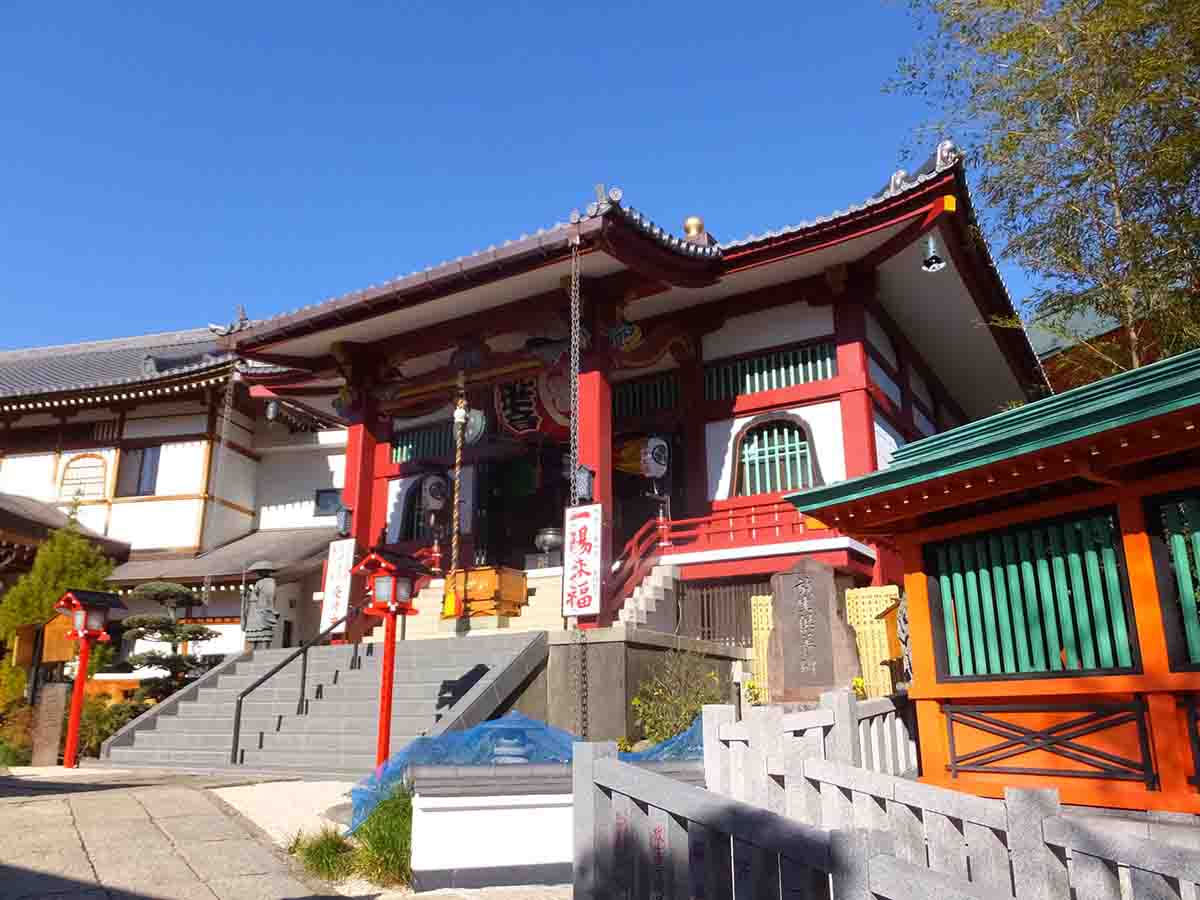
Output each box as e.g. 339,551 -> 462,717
319,538 -> 357,633
562,504 -> 603,617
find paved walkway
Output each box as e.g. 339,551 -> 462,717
0,770 -> 330,900
0,768 -> 571,900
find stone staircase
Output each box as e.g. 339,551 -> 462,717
102,630 -> 548,778
616,562 -> 679,633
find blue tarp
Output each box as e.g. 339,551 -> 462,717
349,711 -> 703,832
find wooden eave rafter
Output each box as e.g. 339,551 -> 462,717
814,408 -> 1200,537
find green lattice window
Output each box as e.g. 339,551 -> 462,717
704,342 -> 836,402
926,510 -> 1137,678
392,423 -> 454,464
1151,493 -> 1200,667
735,421 -> 814,497
613,373 -> 679,419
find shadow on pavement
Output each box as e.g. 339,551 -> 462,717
0,775 -> 151,799
0,862 -> 360,899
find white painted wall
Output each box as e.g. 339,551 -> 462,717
201,501 -> 253,550
123,413 -> 208,440
212,447 -> 257,511
156,440 -> 207,495
873,410 -> 907,470
0,452 -> 59,502
865,309 -> 898,370
411,794 -> 573,876
702,302 -> 833,361
256,447 -> 345,530
109,498 -> 203,549
705,400 -> 845,501
869,358 -> 903,408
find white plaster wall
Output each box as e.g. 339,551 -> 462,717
69,504 -> 109,534
108,499 -> 202,550
201,501 -> 253,550
702,302 -> 833,361
256,447 -> 345,530
865,309 -> 899,370
873,411 -> 907,470
212,448 -> 257,511
0,453 -> 58,502
705,400 -> 846,501
124,413 -> 208,440
155,441 -> 207,495
412,794 -> 573,874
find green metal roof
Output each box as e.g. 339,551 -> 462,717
789,347 -> 1200,514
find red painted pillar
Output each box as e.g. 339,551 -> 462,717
835,299 -> 878,478
577,369 -> 613,622
62,638 -> 91,768
375,610 -> 397,766
343,401 -> 380,641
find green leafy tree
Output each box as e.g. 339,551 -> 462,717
121,613 -> 220,702
0,526 -> 114,640
892,0 -> 1200,381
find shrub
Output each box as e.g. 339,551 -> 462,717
631,650 -> 726,744
352,786 -> 413,886
288,786 -> 413,887
290,827 -> 355,881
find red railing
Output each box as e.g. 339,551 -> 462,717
606,500 -> 808,615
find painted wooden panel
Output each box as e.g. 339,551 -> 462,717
927,510 -> 1137,678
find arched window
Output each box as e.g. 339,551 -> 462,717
735,420 -> 814,497
59,454 -> 107,501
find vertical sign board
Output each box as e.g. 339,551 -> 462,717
563,504 -> 603,617
319,538 -> 357,634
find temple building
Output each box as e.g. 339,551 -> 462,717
228,141 -> 1046,656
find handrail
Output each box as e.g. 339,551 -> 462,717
229,604 -> 366,765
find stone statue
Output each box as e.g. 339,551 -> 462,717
241,560 -> 281,649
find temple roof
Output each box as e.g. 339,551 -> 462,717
0,327 -> 232,400
787,347 -> 1200,531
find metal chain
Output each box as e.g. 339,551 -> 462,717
566,236 -> 588,738
449,373 -> 467,612
202,365 -> 239,604
568,240 -> 582,508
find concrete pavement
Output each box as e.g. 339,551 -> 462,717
0,769 -> 336,900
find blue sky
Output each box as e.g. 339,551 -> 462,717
0,2 -> 1034,350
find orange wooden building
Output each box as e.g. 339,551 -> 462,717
790,348 -> 1200,813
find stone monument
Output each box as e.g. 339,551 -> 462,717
766,559 -> 861,703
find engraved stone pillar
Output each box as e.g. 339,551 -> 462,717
766,560 -> 861,703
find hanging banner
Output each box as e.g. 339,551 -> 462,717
319,538 -> 357,634
562,504 -> 603,617
494,368 -> 570,440
614,436 -> 670,478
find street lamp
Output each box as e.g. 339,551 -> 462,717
349,548 -> 429,766
55,589 -> 126,768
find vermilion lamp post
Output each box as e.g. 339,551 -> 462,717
350,550 -> 428,767
55,589 -> 126,768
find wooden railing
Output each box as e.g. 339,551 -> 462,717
607,500 -> 808,615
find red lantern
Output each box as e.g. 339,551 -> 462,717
55,590 -> 127,768
348,549 -> 430,765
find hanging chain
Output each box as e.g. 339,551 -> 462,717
566,235 -> 588,738
567,239 -> 582,508
449,372 -> 467,613
203,364 -> 239,604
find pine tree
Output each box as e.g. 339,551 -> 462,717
0,525 -> 114,640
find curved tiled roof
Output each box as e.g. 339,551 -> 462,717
0,328 -> 233,400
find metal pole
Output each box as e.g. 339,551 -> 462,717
375,611 -> 398,766
62,637 -> 91,768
